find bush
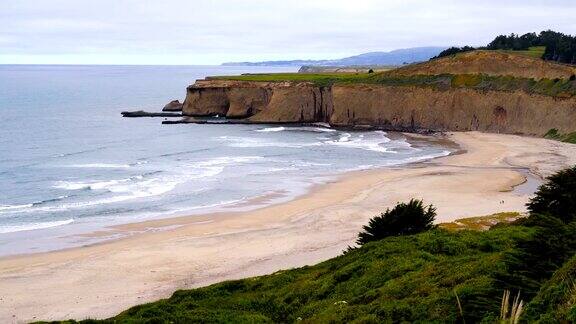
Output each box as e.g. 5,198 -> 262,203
432,46 -> 476,59
527,166 -> 576,223
357,199 -> 436,245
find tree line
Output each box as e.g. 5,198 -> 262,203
434,30 -> 576,64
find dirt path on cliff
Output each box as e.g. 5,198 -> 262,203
1,132 -> 576,323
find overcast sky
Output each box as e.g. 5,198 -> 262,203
1,0 -> 575,65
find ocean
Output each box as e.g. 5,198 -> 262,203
0,65 -> 452,256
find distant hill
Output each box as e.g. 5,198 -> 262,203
388,50 -> 576,79
222,47 -> 446,67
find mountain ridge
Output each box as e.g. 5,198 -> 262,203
222,46 -> 446,67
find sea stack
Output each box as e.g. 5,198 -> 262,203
162,100 -> 184,112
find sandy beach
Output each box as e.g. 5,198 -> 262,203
1,131 -> 576,323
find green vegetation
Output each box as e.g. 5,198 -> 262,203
435,30 -> 576,65
544,128 -> 576,144
500,46 -> 546,59
528,166 -> 576,223
215,72 -> 576,98
209,72 -> 372,87
357,199 -> 436,245
67,226 -> 533,323
440,212 -> 523,231
524,254 -> 576,322
46,166 -> 576,323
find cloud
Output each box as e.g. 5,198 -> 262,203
0,0 -> 575,64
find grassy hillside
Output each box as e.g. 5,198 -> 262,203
78,226 -> 533,323
389,50 -> 576,80
56,216 -> 575,323
213,72 -> 576,98
500,46 -> 546,59
42,166 -> 576,323
544,129 -> 576,144
524,254 -> 576,322
209,72 -> 371,86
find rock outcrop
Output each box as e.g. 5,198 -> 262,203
182,79 -> 576,135
162,100 -> 183,112
122,110 -> 182,118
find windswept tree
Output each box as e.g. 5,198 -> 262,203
527,166 -> 576,223
357,199 -> 437,245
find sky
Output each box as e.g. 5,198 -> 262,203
1,0 -> 575,65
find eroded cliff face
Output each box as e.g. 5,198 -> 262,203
183,80 -> 333,123
182,80 -> 576,135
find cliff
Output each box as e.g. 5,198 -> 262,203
183,79 -> 576,135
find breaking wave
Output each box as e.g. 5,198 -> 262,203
0,219 -> 74,234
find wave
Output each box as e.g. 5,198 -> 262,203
255,127 -> 286,132
325,132 -> 393,153
224,131 -> 397,153
218,136 -> 321,149
0,219 -> 74,234
63,163 -> 131,169
0,203 -> 33,211
255,126 -> 336,134
196,156 -> 264,167
52,146 -> 106,158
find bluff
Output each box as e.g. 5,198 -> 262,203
183,80 -> 576,135
182,51 -> 576,136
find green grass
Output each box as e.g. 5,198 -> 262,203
524,254 -> 576,322
210,73 -> 374,87
54,225 -> 537,323
499,46 -> 547,59
544,128 -> 576,144
440,212 -> 523,231
212,72 -> 576,98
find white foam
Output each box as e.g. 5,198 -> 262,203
0,204 -> 33,211
325,132 -> 393,153
312,127 -> 336,132
0,219 -> 74,234
219,136 -> 320,149
64,163 -> 131,169
54,178 -> 130,191
255,127 -> 286,132
196,156 -> 264,167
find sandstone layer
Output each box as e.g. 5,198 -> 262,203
182,79 -> 576,135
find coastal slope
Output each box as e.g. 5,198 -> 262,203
388,50 -> 576,79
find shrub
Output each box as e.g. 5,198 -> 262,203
570,74 -> 576,81
527,166 -> 576,223
357,199 -> 436,245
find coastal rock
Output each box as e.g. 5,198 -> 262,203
181,79 -> 576,135
162,100 -> 183,111
121,110 -> 182,118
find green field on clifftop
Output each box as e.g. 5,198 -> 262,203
500,46 -> 546,59
210,72 -> 371,86
213,72 -> 576,98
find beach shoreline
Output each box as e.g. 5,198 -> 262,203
1,131 -> 576,323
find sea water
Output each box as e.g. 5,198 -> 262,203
0,65 -> 452,256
